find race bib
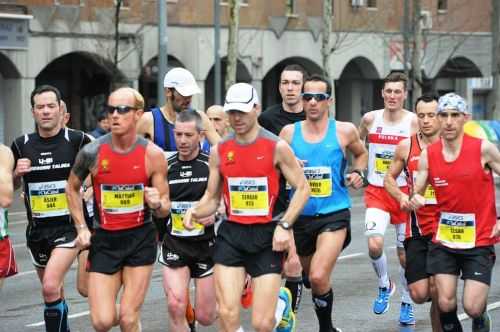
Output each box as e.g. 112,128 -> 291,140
375,151 -> 394,174
228,177 -> 269,216
436,212 -> 476,249
304,166 -> 332,198
29,180 -> 69,219
413,172 -> 436,205
101,184 -> 144,214
170,201 -> 204,237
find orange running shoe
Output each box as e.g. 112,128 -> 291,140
241,275 -> 253,309
186,298 -> 196,332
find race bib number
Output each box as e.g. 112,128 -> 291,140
170,201 -> 204,237
101,184 -> 144,214
375,151 -> 394,174
436,212 -> 476,249
228,177 -> 269,216
413,172 -> 436,205
29,180 -> 69,219
304,166 -> 332,197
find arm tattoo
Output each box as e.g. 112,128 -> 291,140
72,141 -> 99,181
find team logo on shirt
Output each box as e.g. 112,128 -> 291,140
101,159 -> 110,172
227,151 -> 235,163
376,127 -> 383,133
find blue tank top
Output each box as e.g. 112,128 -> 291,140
290,119 -> 351,216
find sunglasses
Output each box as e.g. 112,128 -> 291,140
301,93 -> 330,102
106,105 -> 138,114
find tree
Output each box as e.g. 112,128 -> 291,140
492,0 -> 500,119
225,0 -> 240,90
321,0 -> 336,116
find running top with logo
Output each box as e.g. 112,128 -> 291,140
0,208 -> 8,239
427,134 -> 498,249
166,151 -> 214,241
290,119 -> 350,216
218,128 -> 285,224
367,109 -> 413,187
88,135 -> 153,231
11,128 -> 91,227
151,107 -> 210,157
404,134 -> 437,238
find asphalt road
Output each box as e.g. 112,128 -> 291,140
1,190 -> 499,332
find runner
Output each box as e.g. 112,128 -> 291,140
259,64 -> 308,312
0,144 -> 17,290
158,110 -> 217,330
137,67 -> 220,155
11,85 -> 91,332
66,87 -> 170,332
183,82 -> 310,332
383,94 -> 441,330
410,93 -> 500,332
206,104 -> 230,138
359,72 -> 418,324
280,74 -> 367,332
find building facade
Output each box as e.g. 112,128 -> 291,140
0,0 -> 493,144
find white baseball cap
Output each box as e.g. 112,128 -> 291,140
223,83 -> 259,113
163,67 -> 201,96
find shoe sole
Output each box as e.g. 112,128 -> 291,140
373,281 -> 396,315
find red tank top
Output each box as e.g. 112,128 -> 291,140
405,134 -> 438,238
428,134 -> 498,248
219,129 -> 281,225
93,137 -> 151,231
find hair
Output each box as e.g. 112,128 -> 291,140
97,111 -> 107,121
303,74 -> 332,96
414,92 -> 439,111
383,72 -> 408,90
281,64 -> 308,80
110,87 -> 145,109
30,85 -> 61,108
175,110 -> 204,132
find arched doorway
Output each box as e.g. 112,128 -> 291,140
36,52 -> 123,132
138,55 -> 185,110
337,56 -> 380,123
261,57 -> 323,110
204,58 -> 252,109
0,52 -> 21,143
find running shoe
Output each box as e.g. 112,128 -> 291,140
373,279 -> 396,315
399,302 -> 416,325
241,274 -> 253,309
472,310 -> 491,332
186,301 -> 196,332
276,287 -> 296,332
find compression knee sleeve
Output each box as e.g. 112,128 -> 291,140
440,308 -> 463,332
44,298 -> 69,332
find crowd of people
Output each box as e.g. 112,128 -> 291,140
0,64 -> 499,332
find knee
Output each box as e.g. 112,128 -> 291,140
308,270 -> 329,291
167,296 -> 187,320
91,313 -> 116,332
438,296 -> 457,312
464,302 -> 485,319
409,286 -> 428,304
217,304 -> 239,325
367,237 -> 383,258
119,307 -> 139,329
195,307 -> 217,326
77,284 -> 88,298
42,278 -> 61,300
252,314 -> 275,332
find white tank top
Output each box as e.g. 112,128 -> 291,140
367,109 -> 412,187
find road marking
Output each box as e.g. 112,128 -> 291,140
10,220 -> 27,225
13,242 -> 26,248
339,252 -> 365,260
13,270 -> 37,277
26,311 -> 90,327
458,301 -> 500,321
8,211 -> 26,216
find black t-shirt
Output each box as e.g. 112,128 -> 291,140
258,103 -> 306,136
11,128 -> 91,227
165,151 -> 214,242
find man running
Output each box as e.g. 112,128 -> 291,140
11,85 -> 91,332
359,72 -> 418,324
207,105 -> 230,138
184,82 -> 310,332
137,67 -> 220,155
259,64 -> 308,312
159,110 -> 217,330
410,93 -> 500,332
384,94 -> 441,330
0,144 -> 17,290
66,87 -> 170,332
280,74 -> 367,332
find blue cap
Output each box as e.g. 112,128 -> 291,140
438,93 -> 469,114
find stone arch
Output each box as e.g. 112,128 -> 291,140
261,57 -> 323,109
204,58 -> 252,108
36,51 -> 124,131
0,52 -> 21,79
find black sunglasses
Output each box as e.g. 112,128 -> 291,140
302,93 -> 330,102
106,105 -> 138,114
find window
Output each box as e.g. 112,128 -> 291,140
221,0 -> 249,6
114,0 -> 131,9
286,0 -> 296,16
438,0 -> 447,12
366,0 -> 377,9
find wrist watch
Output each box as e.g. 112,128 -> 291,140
277,220 -> 292,230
